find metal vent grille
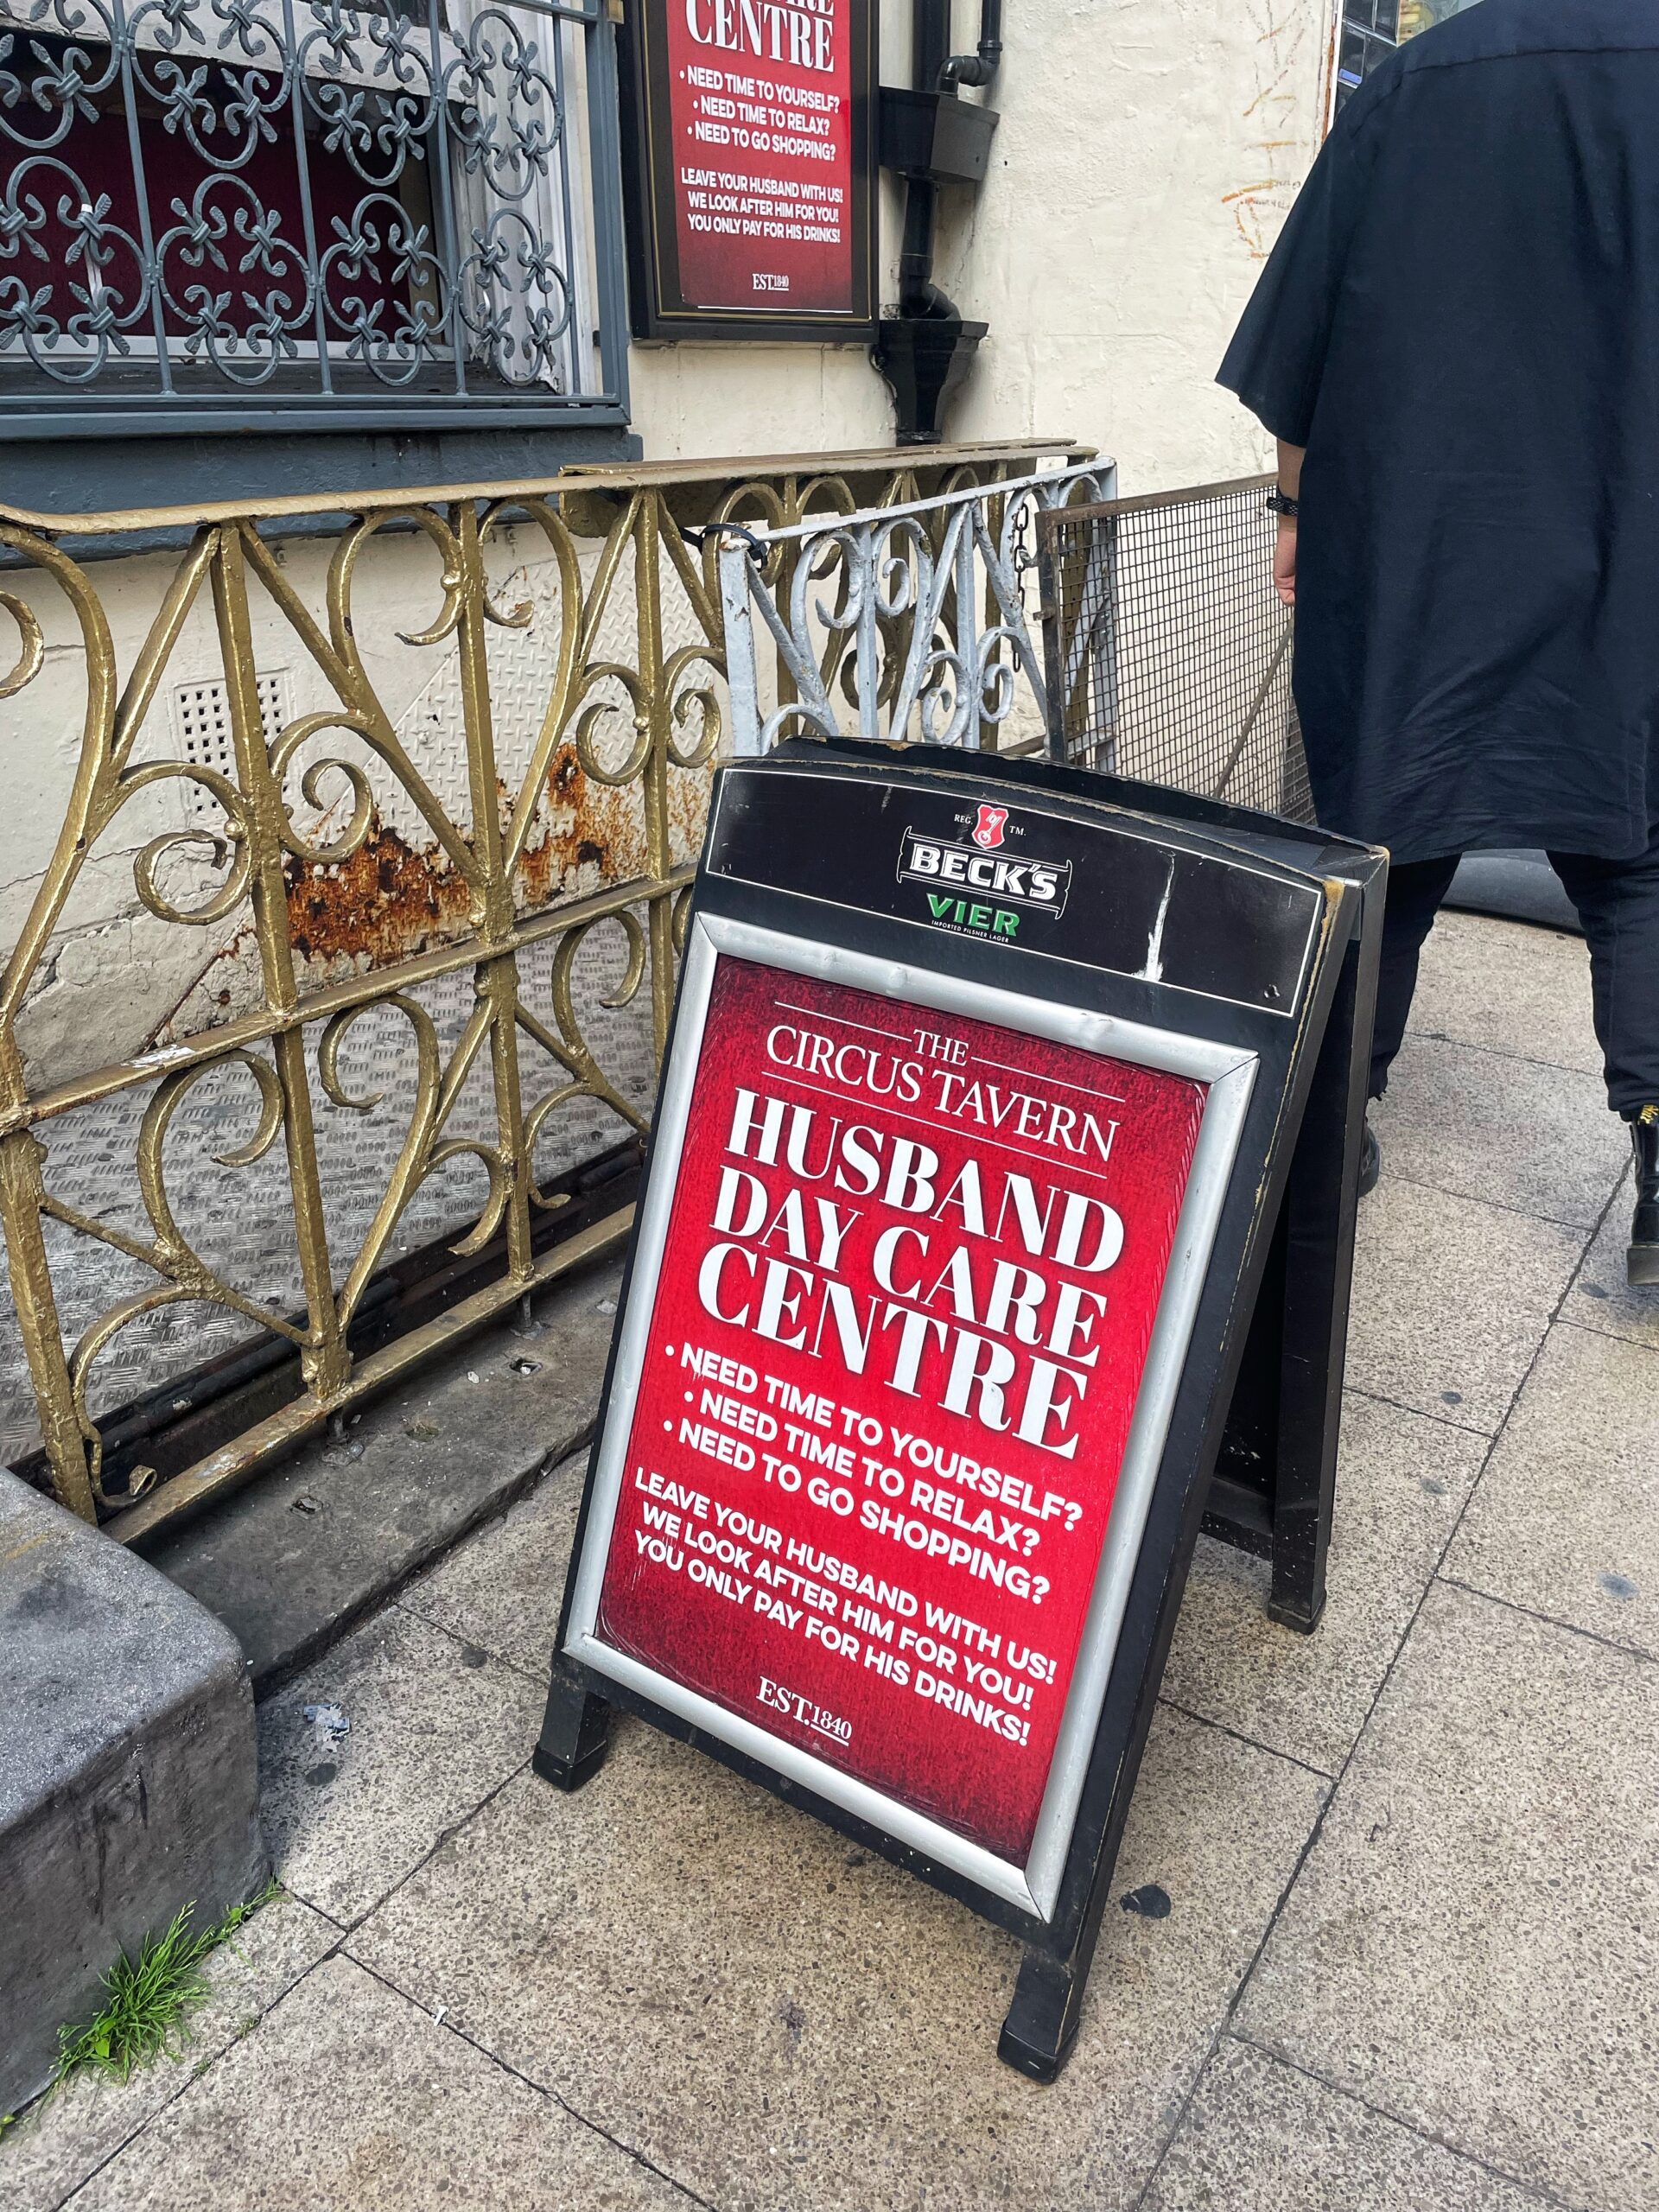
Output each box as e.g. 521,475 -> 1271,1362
1037,475 -> 1313,825
173,673 -> 290,814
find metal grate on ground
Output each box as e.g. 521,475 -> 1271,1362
0,955 -> 657,1473
1038,474 -> 1313,823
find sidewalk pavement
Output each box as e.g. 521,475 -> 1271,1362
8,909 -> 1656,2212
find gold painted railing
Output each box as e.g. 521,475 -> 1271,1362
0,438 -> 1084,1537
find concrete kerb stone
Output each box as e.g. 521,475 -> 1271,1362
146,1253 -> 627,1699
0,1471 -> 265,2117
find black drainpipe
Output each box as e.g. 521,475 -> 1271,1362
941,0 -> 1002,88
873,0 -> 1003,444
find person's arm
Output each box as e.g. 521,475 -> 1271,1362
1274,439 -> 1304,607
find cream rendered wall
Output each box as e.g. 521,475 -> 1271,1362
936,0 -> 1332,486
626,330 -> 897,459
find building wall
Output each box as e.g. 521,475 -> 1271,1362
938,0 -> 1332,487
627,334 -> 897,462
626,0 -> 1335,484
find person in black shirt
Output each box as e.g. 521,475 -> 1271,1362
1218,0 -> 1659,1284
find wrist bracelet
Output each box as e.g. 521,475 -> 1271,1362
1267,489 -> 1300,519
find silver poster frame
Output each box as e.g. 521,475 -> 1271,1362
563,912 -> 1257,1921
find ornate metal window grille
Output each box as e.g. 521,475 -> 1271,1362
0,0 -> 630,427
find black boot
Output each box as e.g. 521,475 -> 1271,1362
1630,1106 -> 1659,1287
1358,1117 -> 1381,1198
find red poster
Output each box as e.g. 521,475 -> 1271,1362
596,957 -> 1206,1864
665,0 -> 856,313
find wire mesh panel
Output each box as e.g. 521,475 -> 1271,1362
1038,474 -> 1313,825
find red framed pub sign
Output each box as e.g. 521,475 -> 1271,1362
619,0 -> 880,340
591,951 -> 1211,1872
538,745 -> 1383,2078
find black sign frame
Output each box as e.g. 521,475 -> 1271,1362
619,0 -> 880,342
535,743 -> 1383,2080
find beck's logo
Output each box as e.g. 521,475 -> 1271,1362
897,826 -> 1071,918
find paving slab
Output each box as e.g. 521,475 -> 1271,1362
1371,1034 -> 1625,1230
67,1953 -> 692,2212
1560,1170 -> 1658,1351
1446,1322 -> 1659,1660
1344,1176 -> 1584,1433
397,1448 -> 587,1680
346,1707 -> 1327,2212
257,1608 -> 543,1927
1142,2037 -> 1555,2211
1165,1391 -> 1486,1773
1236,1582 -> 1659,2212
1409,911 -> 1600,1078
3,1891 -> 339,2212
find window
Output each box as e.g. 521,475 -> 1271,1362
0,0 -> 629,429
1332,0 -> 1484,116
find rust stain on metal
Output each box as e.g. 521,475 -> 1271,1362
285,823 -> 471,968
517,745 -> 643,910
282,746 -> 649,973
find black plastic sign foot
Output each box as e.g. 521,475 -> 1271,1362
533,1671 -> 612,1793
1266,1588 -> 1326,1637
997,1948 -> 1084,2083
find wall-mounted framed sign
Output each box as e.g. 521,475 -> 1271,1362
619,0 -> 879,341
536,744 -> 1385,2080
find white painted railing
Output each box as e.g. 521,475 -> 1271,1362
716,460 -> 1116,757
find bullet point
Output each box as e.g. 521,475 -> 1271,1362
664,1344 -> 675,1357
664,1420 -> 672,1433
684,1391 -> 693,1403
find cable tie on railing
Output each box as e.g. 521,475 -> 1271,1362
681,522 -> 769,563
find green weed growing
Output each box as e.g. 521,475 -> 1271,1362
50,1885 -> 276,2091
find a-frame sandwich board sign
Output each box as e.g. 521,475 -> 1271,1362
534,739 -> 1383,2081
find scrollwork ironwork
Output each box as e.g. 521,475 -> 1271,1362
456,207 -> 571,389
0,0 -> 607,410
0,0 -> 122,153
129,0 -> 293,170
320,192 -> 448,381
0,445 -> 1088,1538
156,171 -> 316,380
297,0 -> 434,188
721,463 -> 1111,755
0,585 -> 44,695
122,759 -> 255,923
54,1046 -> 305,1505
442,6 -> 558,202
0,154 -> 153,380
518,907 -> 650,1207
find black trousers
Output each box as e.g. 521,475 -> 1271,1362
1370,830 -> 1659,1116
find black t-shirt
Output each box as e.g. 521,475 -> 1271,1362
1219,0 -> 1659,861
